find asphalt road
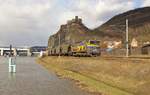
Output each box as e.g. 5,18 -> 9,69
0,57 -> 92,95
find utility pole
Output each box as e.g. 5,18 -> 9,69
126,19 -> 129,57
58,33 -> 61,58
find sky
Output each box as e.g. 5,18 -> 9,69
0,0 -> 149,46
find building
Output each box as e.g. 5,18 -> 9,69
30,46 -> 47,56
102,40 -> 122,49
67,16 -> 82,25
141,44 -> 150,55
131,38 -> 138,48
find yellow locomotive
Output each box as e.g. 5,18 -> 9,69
71,40 -> 101,56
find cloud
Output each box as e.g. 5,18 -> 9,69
0,0 -> 139,46
0,0 -> 55,46
142,0 -> 150,6
57,0 -> 134,28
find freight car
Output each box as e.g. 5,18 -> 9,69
49,40 -> 101,57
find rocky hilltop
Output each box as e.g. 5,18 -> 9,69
48,7 -> 150,49
48,16 -> 98,49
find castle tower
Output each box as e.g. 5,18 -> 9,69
75,16 -> 78,21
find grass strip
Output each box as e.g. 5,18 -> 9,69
38,58 -> 134,95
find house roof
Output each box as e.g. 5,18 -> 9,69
142,44 -> 150,48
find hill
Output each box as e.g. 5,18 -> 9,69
48,16 -> 99,49
94,7 -> 150,44
48,7 -> 150,49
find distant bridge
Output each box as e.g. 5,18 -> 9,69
0,46 -> 47,56
0,47 -> 31,56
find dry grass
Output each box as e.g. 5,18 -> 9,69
38,56 -> 150,95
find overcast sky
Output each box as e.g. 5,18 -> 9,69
0,0 -> 149,46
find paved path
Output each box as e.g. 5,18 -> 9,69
0,57 -> 92,95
